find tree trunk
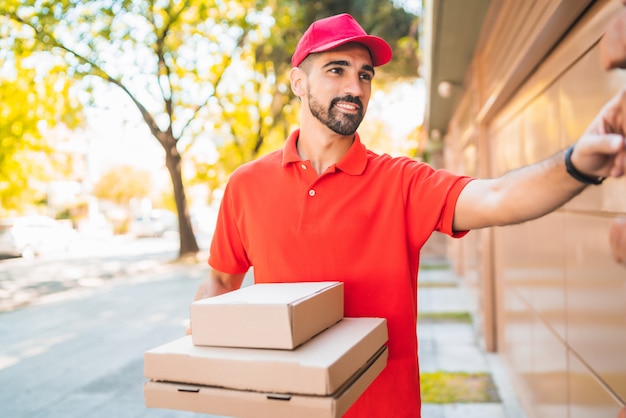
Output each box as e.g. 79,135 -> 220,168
164,144 -> 199,259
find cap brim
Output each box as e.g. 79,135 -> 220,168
309,35 -> 392,67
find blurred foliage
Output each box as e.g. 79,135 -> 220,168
0,0 -> 420,254
1,0 -> 277,254
420,371 -> 500,403
153,188 -> 178,215
1,0 -> 419,182
92,165 -> 152,206
418,311 -> 473,323
0,48 -> 83,214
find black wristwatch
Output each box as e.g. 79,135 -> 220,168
564,145 -> 605,185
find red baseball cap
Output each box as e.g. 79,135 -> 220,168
291,13 -> 393,68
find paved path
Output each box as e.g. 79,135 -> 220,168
0,253 -> 525,417
0,263 -> 216,418
418,266 -> 526,418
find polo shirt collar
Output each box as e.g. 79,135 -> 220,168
282,129 -> 368,175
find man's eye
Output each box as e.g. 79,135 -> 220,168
360,73 -> 373,81
330,68 -> 343,74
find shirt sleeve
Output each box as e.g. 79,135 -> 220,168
402,160 -> 475,243
208,179 -> 251,274
436,176 -> 475,238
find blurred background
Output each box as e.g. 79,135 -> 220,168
5,1 -> 625,417
0,1 -> 425,417
0,0 -> 423,261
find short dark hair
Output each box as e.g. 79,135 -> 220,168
297,54 -> 315,73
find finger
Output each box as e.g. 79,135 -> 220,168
610,148 -> 626,177
593,89 -> 626,135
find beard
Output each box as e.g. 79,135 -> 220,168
308,93 -> 364,136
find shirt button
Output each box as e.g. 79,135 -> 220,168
308,189 -> 316,197
301,164 -> 307,170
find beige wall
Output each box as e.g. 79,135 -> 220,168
443,1 -> 626,416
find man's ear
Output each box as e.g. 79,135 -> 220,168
290,67 -> 305,97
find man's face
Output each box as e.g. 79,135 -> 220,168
301,43 -> 374,135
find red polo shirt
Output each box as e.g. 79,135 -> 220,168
209,130 -> 473,417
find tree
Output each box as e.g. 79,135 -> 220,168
1,0 -> 419,258
92,165 -> 152,207
1,0 -> 276,257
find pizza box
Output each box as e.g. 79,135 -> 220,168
190,281 -> 344,349
144,317 -> 387,396
144,344 -> 387,418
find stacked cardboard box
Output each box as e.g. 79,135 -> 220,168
144,281 -> 388,418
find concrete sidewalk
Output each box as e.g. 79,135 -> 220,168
417,262 -> 526,418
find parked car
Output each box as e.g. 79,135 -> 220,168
128,209 -> 178,238
0,215 -> 79,258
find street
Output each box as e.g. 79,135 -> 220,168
0,232 -> 212,313
0,234 -> 230,417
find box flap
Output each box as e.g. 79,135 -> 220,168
194,281 -> 341,305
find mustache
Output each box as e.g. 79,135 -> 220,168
330,95 -> 363,109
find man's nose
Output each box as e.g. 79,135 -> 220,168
343,75 -> 364,97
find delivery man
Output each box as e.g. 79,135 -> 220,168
190,13 -> 626,417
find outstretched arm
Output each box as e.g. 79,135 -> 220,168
453,89 -> 626,232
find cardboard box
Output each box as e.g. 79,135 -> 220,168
190,281 -> 344,349
145,317 -> 387,395
144,344 -> 388,418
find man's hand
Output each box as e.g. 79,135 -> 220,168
598,1 -> 626,268
571,88 -> 626,179
596,0 -> 626,159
